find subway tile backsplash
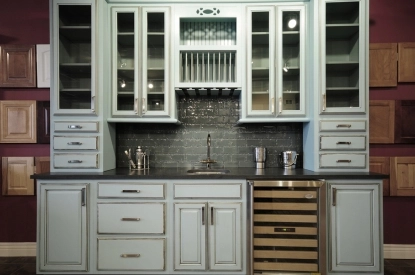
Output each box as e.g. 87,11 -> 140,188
116,96 -> 303,168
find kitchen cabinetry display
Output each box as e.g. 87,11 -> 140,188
53,0 -> 95,114
322,1 -> 365,113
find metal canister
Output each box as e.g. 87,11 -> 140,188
135,146 -> 145,169
279,151 -> 299,169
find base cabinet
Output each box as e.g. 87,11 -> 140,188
328,181 -> 382,274
37,183 -> 88,272
174,203 -> 242,271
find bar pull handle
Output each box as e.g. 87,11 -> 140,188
332,187 -> 337,206
202,206 -> 205,225
211,207 -> 214,225
134,98 -> 138,114
322,94 -> 326,111
122,190 -> 140,193
81,188 -> 86,206
279,97 -> 282,114
142,98 -> 146,114
121,218 -> 141,221
336,141 -> 351,145
336,159 -> 351,163
68,125 -> 82,129
336,124 -> 352,128
68,160 -> 82,163
121,254 -> 140,258
67,142 -> 83,145
271,97 -> 275,114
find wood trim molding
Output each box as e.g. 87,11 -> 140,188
384,244 -> 415,259
0,242 -> 36,257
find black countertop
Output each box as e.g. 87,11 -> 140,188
31,167 -> 388,180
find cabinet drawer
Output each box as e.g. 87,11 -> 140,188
320,154 -> 366,168
53,136 -> 98,150
174,183 -> 242,198
319,121 -> 366,132
98,183 -> 164,198
98,203 -> 164,234
98,238 -> 165,270
320,136 -> 366,150
53,153 -> 98,168
54,121 -> 99,132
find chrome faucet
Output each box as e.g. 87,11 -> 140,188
201,133 -> 216,169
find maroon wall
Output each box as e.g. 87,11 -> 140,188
0,0 -> 49,242
369,0 -> 415,244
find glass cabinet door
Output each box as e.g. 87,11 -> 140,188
112,7 -> 139,116
142,7 -> 170,117
247,7 -> 275,117
276,6 -> 305,116
53,0 -> 95,114
322,0 -> 366,113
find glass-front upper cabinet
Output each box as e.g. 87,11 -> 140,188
321,0 -> 367,114
247,5 -> 305,119
247,6 -> 275,117
52,0 -> 96,115
276,6 -> 306,117
111,6 -> 170,118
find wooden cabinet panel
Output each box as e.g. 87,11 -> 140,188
398,42 -> 415,82
0,44 -> 36,87
390,157 -> 415,196
369,100 -> 395,144
37,101 -> 50,144
369,156 -> 390,196
0,100 -> 37,143
369,43 -> 397,87
395,100 -> 415,143
2,157 -> 34,195
35,157 -> 50,174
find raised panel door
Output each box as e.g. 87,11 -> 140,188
209,203 -> 242,271
0,44 -> 36,87
398,42 -> 415,82
329,183 -> 381,273
369,43 -> 397,87
390,157 -> 415,196
369,100 -> 395,144
0,100 -> 37,143
1,157 -> 34,196
36,44 -> 51,88
369,156 -> 390,196
394,100 -> 415,143
38,183 -> 88,271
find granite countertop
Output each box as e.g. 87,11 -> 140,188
31,167 -> 388,180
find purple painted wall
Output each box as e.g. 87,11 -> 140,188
369,0 -> 415,244
0,0 -> 49,242
0,0 -> 414,245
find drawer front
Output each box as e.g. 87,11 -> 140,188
98,203 -> 164,234
320,136 -> 366,150
174,183 -> 242,198
53,136 -> 98,150
98,238 -> 165,270
319,121 -> 366,132
54,121 -> 99,132
98,183 -> 164,198
319,154 -> 366,168
53,153 -> 98,168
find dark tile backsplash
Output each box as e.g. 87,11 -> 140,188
116,96 -> 303,168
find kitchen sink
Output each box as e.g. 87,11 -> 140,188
187,169 -> 230,174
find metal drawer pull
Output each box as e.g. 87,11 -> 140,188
211,207 -> 214,225
304,194 -> 314,199
121,254 -> 140,258
121,218 -> 141,221
274,227 -> 295,233
336,124 -> 351,128
122,190 -> 140,193
332,188 -> 337,206
67,142 -> 83,145
336,141 -> 351,145
202,206 -> 205,225
336,159 -> 351,163
68,125 -> 82,129
68,160 -> 82,163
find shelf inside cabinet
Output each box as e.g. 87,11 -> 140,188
283,31 -> 300,45
326,25 -> 359,39
59,5 -> 91,27
252,33 -> 270,45
60,63 -> 91,74
326,62 -> 359,71
118,34 -> 134,46
326,89 -> 359,108
326,2 -> 359,24
60,26 -> 91,41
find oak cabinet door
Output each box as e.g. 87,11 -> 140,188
1,157 -> 34,195
394,100 -> 415,143
0,100 -> 37,143
369,43 -> 397,87
0,44 -> 36,87
390,157 -> 415,196
369,156 -> 390,196
398,42 -> 415,82
369,100 -> 395,144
